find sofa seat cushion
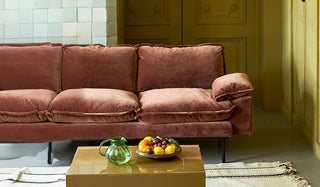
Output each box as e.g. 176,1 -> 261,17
47,88 -> 139,122
137,43 -> 225,91
0,89 -> 57,122
136,88 -> 235,123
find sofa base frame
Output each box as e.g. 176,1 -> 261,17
46,137 -> 228,165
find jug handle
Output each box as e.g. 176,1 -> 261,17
99,139 -> 111,156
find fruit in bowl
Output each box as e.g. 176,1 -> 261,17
137,136 -> 181,158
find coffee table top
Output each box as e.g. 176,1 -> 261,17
68,145 -> 204,175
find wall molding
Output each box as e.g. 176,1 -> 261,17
293,113 -> 313,145
281,101 -> 292,124
195,0 -> 247,25
124,0 -> 169,25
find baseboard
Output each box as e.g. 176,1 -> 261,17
254,105 -> 264,110
281,101 -> 291,123
314,143 -> 320,160
292,113 -> 313,145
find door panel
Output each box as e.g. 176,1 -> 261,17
305,0 -> 317,142
197,38 -> 246,73
123,0 -> 182,45
282,0 -> 292,121
183,0 -> 258,101
292,0 -> 318,143
318,1 -> 320,144
125,1 -> 169,25
292,0 -> 305,129
195,0 -> 247,24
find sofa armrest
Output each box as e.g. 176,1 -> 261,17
211,73 -> 254,101
230,95 -> 254,135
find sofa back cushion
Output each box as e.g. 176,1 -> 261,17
0,45 -> 62,93
62,45 -> 137,92
137,43 -> 225,91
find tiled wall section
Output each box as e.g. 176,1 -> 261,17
0,0 -> 117,45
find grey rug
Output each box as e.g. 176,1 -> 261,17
0,162 -> 311,187
205,162 -> 310,187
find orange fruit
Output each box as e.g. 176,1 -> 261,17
138,139 -> 151,153
139,139 -> 150,147
138,144 -> 144,152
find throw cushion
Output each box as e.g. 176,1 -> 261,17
136,88 -> 235,123
211,73 -> 254,101
62,44 -> 137,92
137,43 -> 225,91
0,45 -> 62,93
0,89 -> 57,122
47,88 -> 139,122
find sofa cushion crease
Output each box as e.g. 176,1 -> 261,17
48,110 -> 137,116
0,110 -> 47,116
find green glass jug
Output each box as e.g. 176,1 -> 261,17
99,137 -> 132,165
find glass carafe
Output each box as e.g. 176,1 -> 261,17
99,137 -> 131,165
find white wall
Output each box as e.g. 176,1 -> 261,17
0,0 -> 117,45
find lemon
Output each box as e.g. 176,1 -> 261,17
165,145 -> 176,155
153,147 -> 165,155
143,136 -> 153,142
169,144 -> 177,151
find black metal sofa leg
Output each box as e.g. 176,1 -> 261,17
221,138 -> 226,163
48,142 -> 53,164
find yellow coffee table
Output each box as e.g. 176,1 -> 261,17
67,145 -> 205,187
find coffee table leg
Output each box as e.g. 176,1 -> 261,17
48,142 -> 53,164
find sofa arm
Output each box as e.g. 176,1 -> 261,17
230,95 -> 254,135
211,73 -> 254,101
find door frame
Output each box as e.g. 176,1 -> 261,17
117,0 -> 125,43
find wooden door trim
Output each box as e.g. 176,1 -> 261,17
117,0 -> 125,43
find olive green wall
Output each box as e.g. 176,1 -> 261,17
259,0 -> 283,111
282,0 -> 320,160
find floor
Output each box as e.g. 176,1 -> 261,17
0,110 -> 319,186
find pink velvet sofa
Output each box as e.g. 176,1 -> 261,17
0,43 -> 254,164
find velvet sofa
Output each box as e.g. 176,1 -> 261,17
0,43 -> 254,164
